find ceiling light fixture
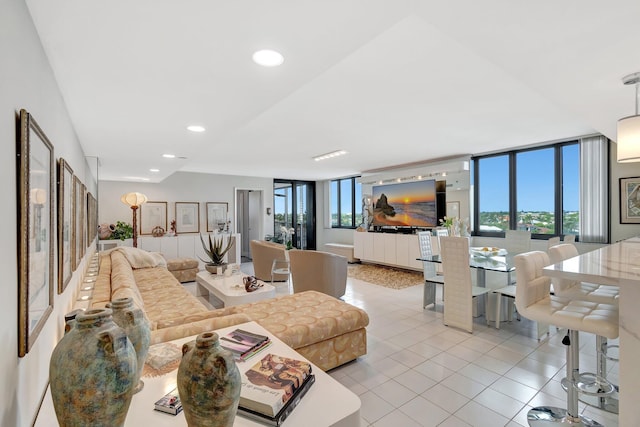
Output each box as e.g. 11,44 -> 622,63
313,150 -> 348,162
187,125 -> 205,132
617,71 -> 640,163
252,49 -> 284,67
162,154 -> 176,158
149,168 -> 159,173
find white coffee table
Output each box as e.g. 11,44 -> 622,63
35,321 -> 361,427
195,271 -> 276,307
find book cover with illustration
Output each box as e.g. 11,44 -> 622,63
239,353 -> 312,417
219,328 -> 271,361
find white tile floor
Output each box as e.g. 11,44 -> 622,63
185,264 -> 619,427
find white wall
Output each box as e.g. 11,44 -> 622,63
99,172 -> 275,243
1,0 -> 96,424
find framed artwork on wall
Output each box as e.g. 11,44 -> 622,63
206,202 -> 228,232
140,201 -> 167,235
620,176 -> 640,224
86,191 -> 97,246
72,176 -> 85,270
57,158 -> 74,293
17,109 -> 54,357
175,202 -> 200,233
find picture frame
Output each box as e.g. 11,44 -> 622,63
141,201 -> 168,235
175,202 -> 200,233
57,158 -> 74,293
620,176 -> 640,224
72,175 -> 85,270
86,191 -> 97,246
446,201 -> 460,219
17,109 -> 54,357
206,202 -> 228,232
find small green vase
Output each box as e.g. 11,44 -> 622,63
177,332 -> 241,427
50,308 -> 137,427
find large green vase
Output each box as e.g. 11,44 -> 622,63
108,297 -> 151,393
50,308 -> 137,427
177,332 -> 241,427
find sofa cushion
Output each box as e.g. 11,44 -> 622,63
234,291 -> 369,350
110,251 -> 145,310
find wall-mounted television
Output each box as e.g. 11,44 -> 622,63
371,180 -> 437,227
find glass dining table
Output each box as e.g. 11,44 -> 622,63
418,250 -> 516,320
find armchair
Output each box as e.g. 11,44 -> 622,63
289,250 -> 347,299
249,240 -> 288,282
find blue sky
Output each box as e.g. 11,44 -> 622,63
477,144 -> 579,212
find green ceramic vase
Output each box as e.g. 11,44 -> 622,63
108,297 -> 151,393
177,331 -> 241,427
50,308 -> 137,427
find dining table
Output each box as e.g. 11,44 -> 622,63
543,237 -> 640,427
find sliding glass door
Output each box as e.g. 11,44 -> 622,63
274,180 -> 315,250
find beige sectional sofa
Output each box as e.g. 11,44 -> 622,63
92,248 -> 369,371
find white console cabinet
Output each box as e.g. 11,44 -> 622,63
101,233 -> 241,268
353,231 -> 425,271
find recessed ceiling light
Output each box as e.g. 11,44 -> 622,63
313,150 -> 348,161
149,168 -> 160,173
163,154 -> 175,158
187,125 -> 205,132
252,49 -> 284,67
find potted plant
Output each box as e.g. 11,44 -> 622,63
199,234 -> 234,274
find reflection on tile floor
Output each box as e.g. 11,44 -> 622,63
184,263 -> 619,427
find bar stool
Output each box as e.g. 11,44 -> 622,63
514,251 -> 618,426
548,243 -> 620,413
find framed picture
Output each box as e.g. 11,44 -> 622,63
141,201 -> 168,235
57,158 -> 74,293
206,202 -> 228,232
620,176 -> 640,224
446,201 -> 460,219
17,109 -> 54,357
175,202 -> 200,233
72,176 -> 85,270
86,191 -> 97,246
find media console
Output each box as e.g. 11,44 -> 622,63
353,231 -> 438,271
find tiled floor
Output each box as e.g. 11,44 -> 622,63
186,264 -> 619,427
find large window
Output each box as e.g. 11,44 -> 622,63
474,141 -> 579,238
330,177 -> 362,228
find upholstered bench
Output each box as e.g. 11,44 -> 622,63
324,243 -> 358,263
166,257 -> 199,283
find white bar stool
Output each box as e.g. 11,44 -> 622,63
515,251 -> 618,426
548,243 -> 620,414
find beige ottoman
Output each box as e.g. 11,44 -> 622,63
166,258 -> 199,283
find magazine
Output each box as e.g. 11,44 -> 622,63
219,328 -> 271,361
154,388 -> 183,415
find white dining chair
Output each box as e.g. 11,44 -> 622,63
504,230 -> 531,255
564,234 -> 576,243
417,231 -> 445,309
440,236 -> 491,333
547,236 -> 560,250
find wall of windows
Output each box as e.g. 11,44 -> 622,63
330,177 -> 362,228
473,141 -> 579,238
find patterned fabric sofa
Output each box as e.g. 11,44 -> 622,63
92,248 -> 369,371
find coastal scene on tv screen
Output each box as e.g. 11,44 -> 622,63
372,180 -> 437,227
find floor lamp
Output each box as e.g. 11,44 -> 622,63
121,192 -> 147,248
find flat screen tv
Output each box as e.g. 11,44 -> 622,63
371,180 -> 437,227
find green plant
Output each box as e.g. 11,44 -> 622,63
199,234 -> 234,265
111,221 -> 133,241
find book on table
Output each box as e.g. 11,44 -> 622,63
219,328 -> 271,361
154,387 -> 183,415
238,353 -> 313,419
237,374 -> 315,426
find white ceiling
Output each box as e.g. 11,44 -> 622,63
25,0 -> 640,183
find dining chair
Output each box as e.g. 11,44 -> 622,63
547,236 -> 560,250
439,236 -> 491,333
564,234 -> 576,243
417,231 -> 445,309
504,230 -> 531,255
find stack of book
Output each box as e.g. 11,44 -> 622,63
154,388 -> 183,415
219,328 -> 272,362
237,353 -> 315,426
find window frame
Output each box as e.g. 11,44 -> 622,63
473,140 -> 579,240
330,176 -> 361,229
